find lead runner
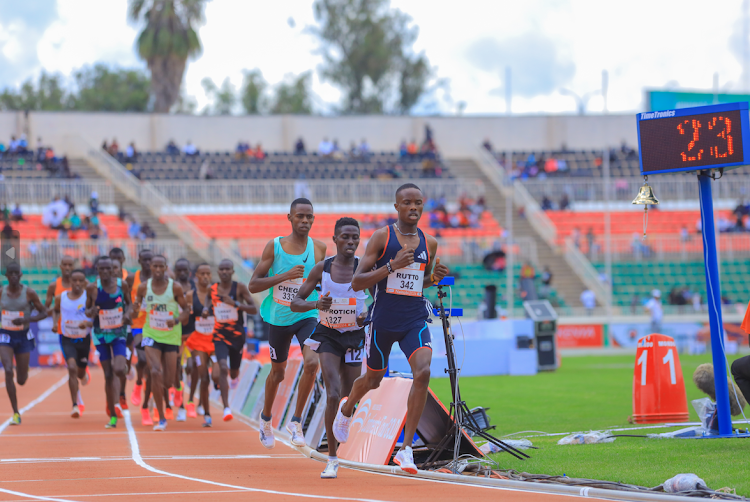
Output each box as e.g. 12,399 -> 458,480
332,183 -> 449,474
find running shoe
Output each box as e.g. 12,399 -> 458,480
168,387 -> 175,407
119,394 -> 129,410
77,390 -> 85,413
393,447 -> 418,475
259,417 -> 275,449
153,419 -> 167,431
196,404 -> 205,416
202,416 -> 213,428
141,407 -> 153,426
152,408 -> 159,423
186,401 -> 197,418
286,420 -> 306,447
71,405 -> 80,418
82,367 -> 91,386
127,365 -> 136,381
229,377 -> 239,390
173,383 -> 183,408
165,407 -> 174,420
176,407 -> 187,422
114,404 -> 124,419
105,416 -> 117,429
321,459 -> 339,479
130,383 -> 143,407
10,413 -> 21,426
332,397 -> 351,443
223,407 -> 233,422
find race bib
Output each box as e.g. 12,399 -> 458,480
386,262 -> 425,297
195,316 -> 215,335
345,347 -> 363,364
0,334 -> 9,343
98,308 -> 123,329
320,298 -> 358,329
149,309 -> 174,331
142,337 -> 155,347
1,310 -> 24,331
214,302 -> 238,323
273,278 -> 304,306
63,320 -> 89,339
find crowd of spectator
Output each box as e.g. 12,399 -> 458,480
0,135 -> 74,179
41,193 -> 109,240
425,195 -> 486,230
235,141 -> 265,160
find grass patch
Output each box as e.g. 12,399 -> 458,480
429,354 -> 750,495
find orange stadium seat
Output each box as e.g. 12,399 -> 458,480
12,215 -> 130,240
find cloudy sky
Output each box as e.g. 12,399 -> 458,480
3,0 -> 748,115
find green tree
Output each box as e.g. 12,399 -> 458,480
270,72 -> 312,115
0,71 -> 66,111
240,69 -> 267,114
201,77 -> 237,115
129,0 -> 207,113
311,0 -> 431,114
69,64 -> 151,111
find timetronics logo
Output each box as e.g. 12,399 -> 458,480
640,110 -> 676,120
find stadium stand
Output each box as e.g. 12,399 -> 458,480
0,151 -> 75,179
10,214 -> 129,239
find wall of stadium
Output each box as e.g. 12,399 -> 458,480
8,111 -> 637,156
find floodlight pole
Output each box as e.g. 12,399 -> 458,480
697,171 -> 733,436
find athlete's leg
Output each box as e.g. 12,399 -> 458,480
193,351 -> 211,417
217,358 -> 230,409
292,346 -> 319,418
100,358 -> 116,417
14,352 -> 30,386
145,347 -> 166,421
340,367 -> 385,417
66,357 -> 79,407
319,352 -> 344,457
112,355 -> 127,402
0,346 -> 18,414
402,348 -> 432,448
262,360 -> 287,418
188,353 -> 200,403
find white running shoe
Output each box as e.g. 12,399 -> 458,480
71,405 -> 80,418
229,377 -> 239,390
223,407 -> 233,422
332,397 -> 352,443
153,419 -> 167,432
196,404 -> 205,416
393,447 -> 418,474
321,459 -> 339,479
259,417 -> 275,449
127,365 -> 136,381
176,407 -> 187,422
286,420 -> 306,447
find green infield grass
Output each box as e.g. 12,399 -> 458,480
430,353 -> 750,495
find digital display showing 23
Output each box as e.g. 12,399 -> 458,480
639,109 -> 744,173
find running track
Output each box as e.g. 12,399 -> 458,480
0,369 -> 590,502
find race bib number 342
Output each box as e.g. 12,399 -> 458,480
386,262 -> 425,297
273,278 -> 304,306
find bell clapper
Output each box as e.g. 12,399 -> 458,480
632,175 -> 660,240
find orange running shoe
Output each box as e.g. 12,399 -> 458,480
141,408 -> 153,426
131,384 -> 143,407
173,384 -> 183,409
168,387 -> 175,407
165,407 -> 174,420
152,408 -> 159,422
114,404 -> 124,419
119,395 -> 129,410
186,401 -> 197,418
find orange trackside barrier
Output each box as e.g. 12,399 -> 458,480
632,334 -> 689,423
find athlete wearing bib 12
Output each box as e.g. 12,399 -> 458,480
127,249 -> 153,409
333,183 -> 449,475
133,255 -> 189,432
249,197 -> 327,449
85,257 -> 132,429
0,262 -> 48,427
53,268 -> 93,419
185,263 -> 214,426
291,217 -> 368,479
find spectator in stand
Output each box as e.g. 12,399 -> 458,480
101,139 -> 108,152
108,138 -> 119,156
125,142 -> 137,161
0,204 -> 8,222
541,266 -> 553,286
8,135 -> 18,153
331,139 -> 344,160
294,137 -> 306,155
680,226 -> 690,242
581,288 -> 596,315
559,193 -> 570,211
89,191 -> 99,215
399,140 -> 408,158
541,195 -> 553,211
407,139 -> 418,158
235,140 -> 249,160
318,137 -> 334,157
645,289 -> 663,333
571,227 -> 581,249
166,139 -> 180,155
1,221 -> 13,240
482,138 -> 493,152
128,218 -> 141,239
183,140 -> 198,156
18,134 -> 28,152
586,227 -> 596,257
36,137 -> 46,162
141,222 -> 156,239
254,143 -> 265,160
10,204 -> 24,222
359,138 -> 371,158
519,261 -> 537,300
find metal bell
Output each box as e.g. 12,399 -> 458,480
632,183 -> 659,205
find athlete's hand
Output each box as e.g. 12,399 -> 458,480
432,257 -> 449,284
166,318 -> 176,328
285,265 -> 305,281
218,294 -> 234,306
201,309 -> 209,318
391,247 -> 415,270
51,324 -> 58,334
78,321 -> 88,329
316,291 -> 332,311
356,311 -> 367,327
11,318 -> 27,327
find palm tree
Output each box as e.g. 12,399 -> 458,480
129,0 -> 207,113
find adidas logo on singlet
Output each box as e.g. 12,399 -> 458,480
417,251 -> 427,261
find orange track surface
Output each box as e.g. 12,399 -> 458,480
0,368 -> 586,502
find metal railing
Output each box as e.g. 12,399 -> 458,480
564,238 -> 611,310
0,180 -> 115,205
583,233 -> 750,262
150,179 -> 485,205
19,239 -> 187,269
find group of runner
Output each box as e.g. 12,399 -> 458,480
0,183 -> 448,479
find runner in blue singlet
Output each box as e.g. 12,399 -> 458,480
332,183 -> 449,475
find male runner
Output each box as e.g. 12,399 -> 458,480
333,183 -> 449,474
44,255 -> 75,334
291,217 -> 368,478
185,263 -> 214,426
249,197 -> 326,448
85,257 -> 132,429
53,268 -> 92,418
132,255 -> 189,431
109,248 -> 128,280
206,259 -> 256,422
0,263 -> 48,426
172,258 -> 194,421
127,249 -> 152,411
109,248 -> 133,412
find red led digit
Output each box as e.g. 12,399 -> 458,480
707,116 -> 734,158
678,119 -> 703,161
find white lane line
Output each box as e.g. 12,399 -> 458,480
1,430 -> 249,438
0,369 -> 41,389
0,487 -> 79,502
123,409 -> 400,502
1,476 -> 168,484
54,490 -> 246,498
0,376 -> 68,434
0,454 -> 302,465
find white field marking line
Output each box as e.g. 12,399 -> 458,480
0,476 -> 168,484
123,409 -> 400,502
0,487 -> 80,502
0,430 -> 249,438
0,368 -> 41,389
53,490 -> 247,498
0,376 -> 67,434
0,454 -> 302,465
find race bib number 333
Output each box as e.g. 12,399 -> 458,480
386,262 -> 425,297
273,278 -> 304,306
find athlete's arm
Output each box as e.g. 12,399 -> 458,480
248,240 -> 303,293
121,281 -> 133,324
352,228 -> 414,292
313,239 -> 327,263
52,294 -> 62,330
84,284 -> 97,318
132,283 -> 147,320
24,289 -> 48,325
125,274 -> 134,291
172,282 -> 190,326
290,262 -> 327,312
44,281 -> 56,310
236,283 -> 258,315
422,234 -> 449,288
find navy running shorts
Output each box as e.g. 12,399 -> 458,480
365,321 -> 432,371
95,337 -> 128,362
0,331 -> 35,355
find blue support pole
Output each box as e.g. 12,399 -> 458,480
698,172 -> 733,436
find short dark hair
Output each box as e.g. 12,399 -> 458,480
219,258 -> 234,268
291,198 -> 313,211
96,256 -> 111,267
138,249 -> 153,258
152,254 -> 167,263
335,217 -> 360,234
5,262 -> 20,273
175,257 -> 190,267
195,262 -> 211,271
396,183 -> 422,198
109,247 -> 125,257
71,268 -> 86,277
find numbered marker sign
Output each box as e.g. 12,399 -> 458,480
632,334 -> 689,423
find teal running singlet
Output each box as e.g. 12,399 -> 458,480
260,236 -> 319,327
